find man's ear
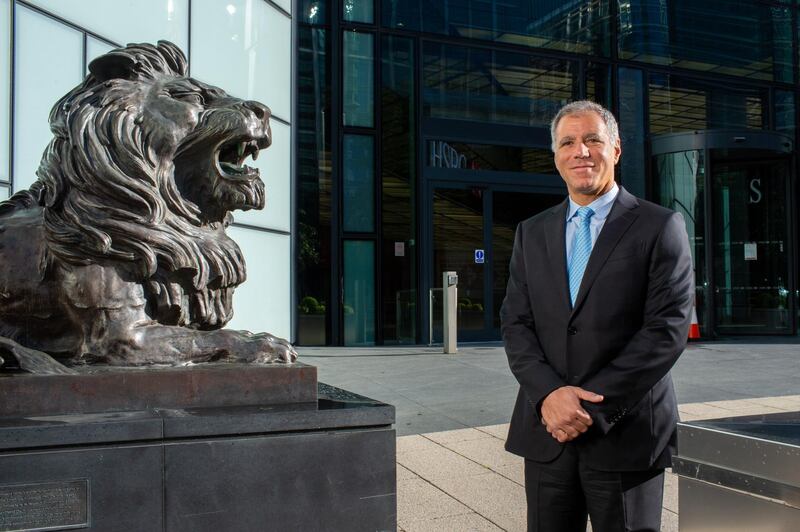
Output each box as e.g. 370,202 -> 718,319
88,52 -> 138,82
614,141 -> 621,164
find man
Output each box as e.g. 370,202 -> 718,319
500,100 -> 694,532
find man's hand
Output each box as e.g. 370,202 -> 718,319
540,386 -> 603,443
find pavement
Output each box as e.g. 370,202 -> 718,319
298,340 -> 800,531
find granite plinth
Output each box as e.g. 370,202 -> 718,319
0,363 -> 317,417
0,371 -> 396,532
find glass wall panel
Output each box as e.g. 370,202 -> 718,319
649,75 -> 768,136
586,62 -> 612,110
384,0 -> 611,56
655,150 -> 707,336
228,227 -> 292,339
343,31 -> 374,127
427,141 -> 556,174
712,153 -> 790,333
423,42 -> 577,127
775,90 -> 796,136
300,0 -> 328,24
343,240 -> 375,345
618,67 -> 646,197
234,121 -> 291,231
192,0 -> 291,120
0,0 -> 9,183
26,0 -> 188,51
619,0 -> 793,82
381,35 -> 416,343
14,6 -> 83,192
0,185 -> 8,200
344,0 -> 374,23
342,134 -> 375,231
297,27 -> 331,345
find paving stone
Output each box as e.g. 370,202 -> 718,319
397,434 -> 432,454
663,470 -> 678,514
495,463 -> 525,486
677,402 -> 733,419
400,512 -> 504,532
397,478 -> 472,523
748,395 -> 800,411
398,439 -> 489,480
430,472 -> 527,529
397,464 -> 420,482
445,436 -> 522,471
476,423 -> 510,440
423,427 -> 492,446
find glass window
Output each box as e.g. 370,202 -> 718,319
0,0 -> 9,184
775,90 -> 796,136
617,67 -> 646,197
586,62 -> 612,110
343,31 -> 374,127
648,74 -> 768,136
423,42 -> 577,127
619,0 -> 793,82
343,0 -> 374,23
655,150 -> 707,336
300,0 -> 327,24
14,6 -> 83,192
343,240 -> 375,345
25,0 -> 188,51
0,185 -> 8,201
342,135 -> 375,232
427,140 -> 556,174
192,0 -> 291,121
381,35 -> 416,343
384,0 -> 611,56
297,27 -> 331,345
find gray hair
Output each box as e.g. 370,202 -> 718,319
550,100 -> 620,152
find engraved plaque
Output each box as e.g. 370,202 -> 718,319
0,480 -> 88,531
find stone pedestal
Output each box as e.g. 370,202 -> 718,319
0,366 -> 396,532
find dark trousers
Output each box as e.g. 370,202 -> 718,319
524,445 -> 664,532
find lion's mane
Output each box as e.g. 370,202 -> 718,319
4,42 -> 245,329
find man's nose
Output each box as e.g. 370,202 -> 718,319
574,142 -> 590,157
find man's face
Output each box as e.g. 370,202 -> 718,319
553,112 -> 621,205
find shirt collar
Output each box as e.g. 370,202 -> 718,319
566,183 -> 619,222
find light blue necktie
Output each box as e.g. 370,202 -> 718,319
568,206 -> 595,307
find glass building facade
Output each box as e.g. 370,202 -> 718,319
299,0 -> 800,344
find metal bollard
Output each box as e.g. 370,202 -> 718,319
443,271 -> 458,354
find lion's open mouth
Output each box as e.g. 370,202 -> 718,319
216,138 -> 262,180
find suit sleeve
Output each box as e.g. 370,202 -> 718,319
501,223 -> 566,420
582,212 -> 694,434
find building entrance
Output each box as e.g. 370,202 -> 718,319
652,130 -> 795,337
426,183 -> 563,342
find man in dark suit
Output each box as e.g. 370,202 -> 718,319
500,100 -> 694,532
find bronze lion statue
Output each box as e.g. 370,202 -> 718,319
0,41 -> 297,374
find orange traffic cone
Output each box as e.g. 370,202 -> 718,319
688,300 -> 700,340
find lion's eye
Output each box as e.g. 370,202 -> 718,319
173,92 -> 204,105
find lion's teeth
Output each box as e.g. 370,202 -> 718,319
237,142 -> 246,157
252,150 -> 259,161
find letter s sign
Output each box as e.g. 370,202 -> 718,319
749,178 -> 762,204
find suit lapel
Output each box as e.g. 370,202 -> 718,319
543,199 -> 571,313
571,187 -> 640,315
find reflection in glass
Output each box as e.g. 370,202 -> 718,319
343,31 -> 374,127
426,141 -> 556,174
0,0 -> 9,183
297,27 -> 331,345
617,67 -> 646,197
492,192 -> 563,329
343,0 -> 374,23
433,188 -> 485,337
300,0 -> 327,24
649,75 -> 767,136
619,0 -> 793,82
712,153 -> 790,333
655,150 -> 707,336
423,42 -> 576,127
343,135 -> 375,232
344,240 -> 375,345
382,35 -> 416,343
775,91 -> 796,135
384,0 -> 611,56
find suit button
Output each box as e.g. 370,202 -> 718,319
567,327 -> 577,335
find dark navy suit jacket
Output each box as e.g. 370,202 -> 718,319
500,186 -> 694,471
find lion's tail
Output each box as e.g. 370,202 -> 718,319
0,336 -> 76,375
